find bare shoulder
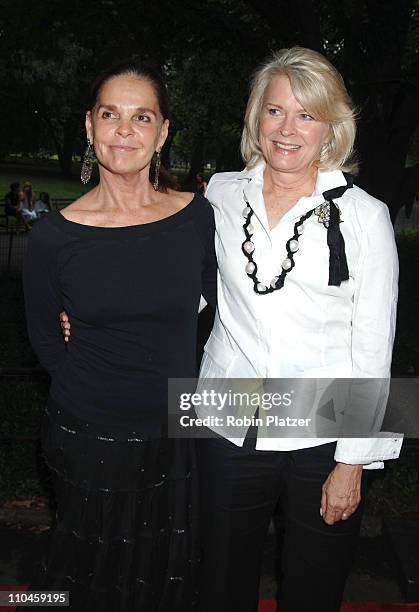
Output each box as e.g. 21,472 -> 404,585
165,189 -> 195,211
60,192 -> 100,224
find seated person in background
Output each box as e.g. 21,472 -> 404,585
18,189 -> 37,223
5,182 -> 20,216
34,192 -> 51,217
22,181 -> 35,211
4,182 -> 32,230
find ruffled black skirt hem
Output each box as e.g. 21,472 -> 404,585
32,400 -> 199,612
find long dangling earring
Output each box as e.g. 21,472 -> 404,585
153,150 -> 161,191
81,139 -> 95,184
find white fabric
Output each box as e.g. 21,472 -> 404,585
198,163 -> 403,468
198,296 -> 208,313
34,200 -> 49,215
20,207 -> 37,222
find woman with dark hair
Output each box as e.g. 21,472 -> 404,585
23,61 -> 216,612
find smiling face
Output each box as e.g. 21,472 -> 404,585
259,74 -> 329,177
86,74 -> 169,177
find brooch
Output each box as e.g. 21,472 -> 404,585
314,201 -> 342,228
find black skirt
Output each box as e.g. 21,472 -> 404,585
34,399 -> 199,612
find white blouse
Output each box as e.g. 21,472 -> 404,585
198,162 -> 403,469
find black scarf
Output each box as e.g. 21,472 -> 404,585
322,172 -> 353,286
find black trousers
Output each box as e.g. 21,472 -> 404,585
197,435 -> 367,612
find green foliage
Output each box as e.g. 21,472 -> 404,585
0,370 -> 48,506
1,0 -> 418,205
0,379 -> 48,439
392,231 -> 419,375
365,450 -> 419,518
0,440 -> 46,502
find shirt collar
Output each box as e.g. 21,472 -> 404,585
239,161 -> 348,223
238,160 -> 347,190
236,160 -> 265,182
313,169 -> 348,196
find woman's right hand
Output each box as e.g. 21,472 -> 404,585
60,311 -> 71,342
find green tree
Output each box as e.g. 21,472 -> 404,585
243,0 -> 419,218
1,0 -> 418,217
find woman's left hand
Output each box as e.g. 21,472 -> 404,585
320,463 -> 362,525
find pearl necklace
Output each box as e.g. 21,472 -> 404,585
241,193 -> 316,294
241,172 -> 353,294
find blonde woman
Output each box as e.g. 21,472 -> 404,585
197,47 -> 401,612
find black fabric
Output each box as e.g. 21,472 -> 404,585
323,173 -> 353,287
327,201 -> 350,286
30,400 -> 199,611
23,195 -> 217,431
197,436 -> 367,612
23,195 -> 216,611
322,172 -> 354,203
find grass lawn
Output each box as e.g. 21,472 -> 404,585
0,160 -> 91,201
0,159 -> 192,201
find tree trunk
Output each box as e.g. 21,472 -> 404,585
59,144 -> 74,178
354,0 -> 418,219
186,133 -> 205,185
59,116 -> 81,177
162,129 -> 176,170
44,115 -> 80,177
356,85 -> 419,220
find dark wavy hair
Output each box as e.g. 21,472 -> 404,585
89,61 -> 177,192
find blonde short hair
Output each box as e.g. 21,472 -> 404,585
241,47 -> 358,173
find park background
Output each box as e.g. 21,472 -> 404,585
0,0 -> 419,608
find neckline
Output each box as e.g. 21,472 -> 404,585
53,194 -> 198,236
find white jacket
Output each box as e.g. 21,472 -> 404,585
199,162 -> 403,468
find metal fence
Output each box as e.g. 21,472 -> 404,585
0,199 -> 71,274
0,228 -> 28,274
